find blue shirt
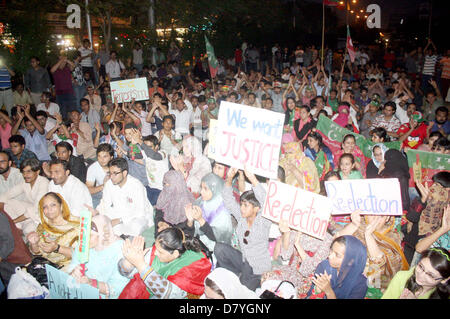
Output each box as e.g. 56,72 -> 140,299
430,121 -> 450,136
0,67 -> 12,89
19,128 -> 51,161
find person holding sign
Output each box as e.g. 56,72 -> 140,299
336,210 -> 409,299
68,215 -> 130,299
214,167 -> 272,291
261,219 -> 334,298
27,192 -> 79,268
305,235 -> 368,299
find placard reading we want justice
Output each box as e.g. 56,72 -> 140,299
262,180 -> 333,240
110,77 -> 149,103
214,101 -> 284,179
324,178 -> 403,216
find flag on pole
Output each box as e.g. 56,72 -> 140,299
205,35 -> 219,78
323,0 -> 340,6
346,25 -> 356,63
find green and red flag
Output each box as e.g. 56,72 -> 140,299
346,25 -> 356,63
406,149 -> 450,187
205,35 -> 219,78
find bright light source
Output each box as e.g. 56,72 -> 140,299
356,15 -> 360,18
352,0 -> 356,3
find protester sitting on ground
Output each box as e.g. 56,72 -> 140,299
0,158 -> 49,238
201,267 -> 259,299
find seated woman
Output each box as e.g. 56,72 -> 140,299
68,215 -> 130,299
304,131 -> 334,180
306,235 -> 368,299
332,104 -> 359,132
404,171 -> 449,265
382,247 -> 449,299
337,153 -> 363,180
370,127 -> 390,144
170,135 -> 212,196
26,192 -> 79,269
366,143 -> 388,179
279,141 -> 320,193
154,170 -> 195,236
184,173 -> 233,252
293,105 -> 316,149
201,267 -> 259,299
262,220 -> 334,298
337,210 -> 409,299
333,134 -> 366,177
417,131 -> 443,152
118,228 -> 212,299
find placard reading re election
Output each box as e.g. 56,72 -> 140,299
215,101 -> 284,179
324,178 -> 403,216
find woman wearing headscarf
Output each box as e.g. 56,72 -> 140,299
154,170 -> 195,236
304,131 -> 334,180
170,135 -> 212,195
337,210 -> 409,299
68,215 -> 130,299
366,143 -> 389,179
293,105 -> 317,149
183,173 -> 233,253
306,235 -> 368,299
279,141 -> 320,193
118,227 -> 211,299
201,267 -> 259,299
27,192 -> 79,268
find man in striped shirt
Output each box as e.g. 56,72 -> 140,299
0,58 -> 15,116
421,39 -> 438,92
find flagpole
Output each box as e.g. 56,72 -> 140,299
321,0 -> 325,65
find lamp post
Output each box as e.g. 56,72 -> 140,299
85,0 -> 93,49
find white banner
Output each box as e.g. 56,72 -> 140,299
324,178 -> 403,216
110,77 -> 149,103
262,180 -> 333,240
214,101 -> 284,179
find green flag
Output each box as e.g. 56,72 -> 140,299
205,35 -> 218,78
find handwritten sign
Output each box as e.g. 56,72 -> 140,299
208,119 -> 218,160
77,210 -> 92,265
324,178 -> 403,216
110,77 -> 149,103
46,265 -> 99,299
262,180 -> 333,240
215,101 -> 284,179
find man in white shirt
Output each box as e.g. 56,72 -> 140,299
170,98 -> 193,137
36,92 -> 60,119
105,51 -> 125,81
78,39 -> 95,85
132,42 -> 144,73
0,151 -> 25,198
0,158 -> 49,236
394,93 -> 412,124
47,158 -> 93,217
189,95 -> 203,140
86,143 -> 113,208
97,157 -> 153,237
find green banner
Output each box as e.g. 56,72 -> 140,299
406,149 -> 450,170
316,114 -> 401,158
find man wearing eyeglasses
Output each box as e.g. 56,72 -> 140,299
96,157 -> 153,237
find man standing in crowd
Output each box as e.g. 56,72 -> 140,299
24,56 -> 51,107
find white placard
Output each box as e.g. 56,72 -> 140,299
262,180 -> 333,240
110,77 -> 149,103
324,178 -> 403,216
215,101 -> 284,179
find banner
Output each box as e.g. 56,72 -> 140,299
406,149 -> 450,187
324,178 -> 403,216
205,36 -> 219,78
110,77 -> 149,103
215,101 -> 284,179
315,114 -> 401,159
46,264 -> 99,299
262,180 -> 333,240
77,210 -> 92,265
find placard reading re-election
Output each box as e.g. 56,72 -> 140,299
262,180 -> 333,240
324,178 -> 403,216
215,101 -> 284,179
110,77 -> 149,103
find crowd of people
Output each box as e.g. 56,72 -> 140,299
0,37 -> 449,300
